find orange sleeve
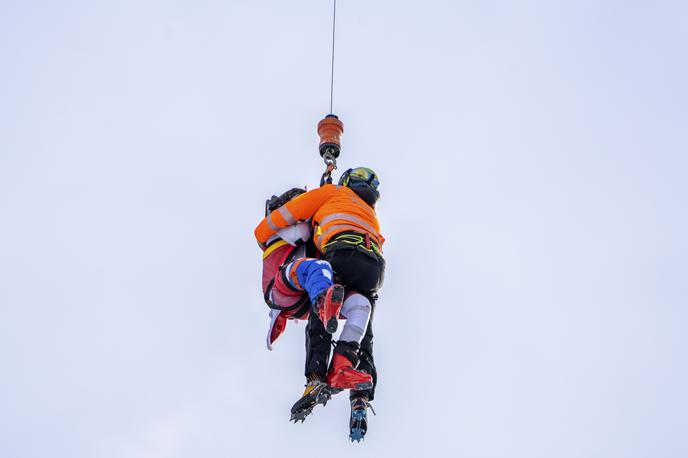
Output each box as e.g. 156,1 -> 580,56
254,185 -> 336,244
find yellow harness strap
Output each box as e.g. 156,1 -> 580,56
262,240 -> 289,260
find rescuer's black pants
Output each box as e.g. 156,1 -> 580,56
304,240 -> 385,401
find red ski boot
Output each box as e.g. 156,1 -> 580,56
326,342 -> 373,391
314,284 -> 344,334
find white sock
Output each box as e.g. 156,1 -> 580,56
339,293 -> 372,343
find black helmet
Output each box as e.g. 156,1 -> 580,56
264,187 -> 306,216
338,167 -> 380,190
338,167 -> 380,207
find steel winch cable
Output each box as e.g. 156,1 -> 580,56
317,0 -> 344,186
329,0 -> 337,114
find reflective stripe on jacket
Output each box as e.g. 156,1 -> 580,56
255,184 -> 384,252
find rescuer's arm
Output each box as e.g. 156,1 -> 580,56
255,185 -> 336,245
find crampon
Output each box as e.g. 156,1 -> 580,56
349,396 -> 376,442
290,380 -> 342,423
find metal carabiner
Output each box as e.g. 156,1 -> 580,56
320,149 -> 338,186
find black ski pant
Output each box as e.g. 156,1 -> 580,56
304,244 -> 385,401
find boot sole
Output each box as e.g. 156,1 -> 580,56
354,380 -> 373,391
324,285 -> 345,334
329,380 -> 373,391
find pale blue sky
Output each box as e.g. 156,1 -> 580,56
1,1 -> 686,457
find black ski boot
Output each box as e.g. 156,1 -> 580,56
349,395 -> 375,442
290,377 -> 340,423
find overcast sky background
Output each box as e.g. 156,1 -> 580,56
1,1 -> 686,457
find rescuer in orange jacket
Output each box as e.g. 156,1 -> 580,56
255,167 -> 385,435
255,181 -> 385,254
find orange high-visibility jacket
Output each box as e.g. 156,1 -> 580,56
255,184 -> 384,253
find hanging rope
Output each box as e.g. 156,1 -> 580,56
329,0 -> 337,114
